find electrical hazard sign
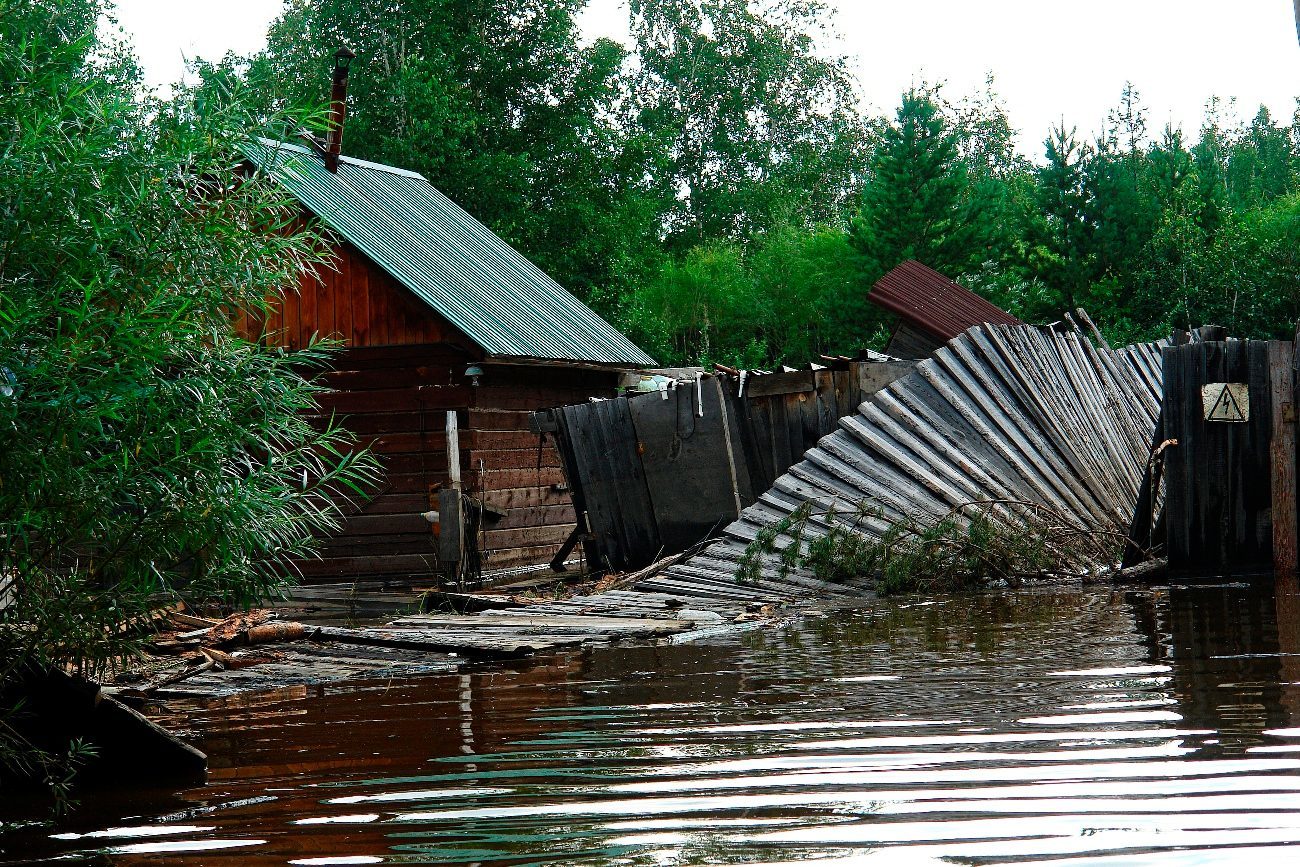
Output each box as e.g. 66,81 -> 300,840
1202,382 -> 1249,423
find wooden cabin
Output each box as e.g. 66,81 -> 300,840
238,137 -> 654,583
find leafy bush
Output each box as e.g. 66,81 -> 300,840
738,500 -> 1123,595
0,1 -> 378,797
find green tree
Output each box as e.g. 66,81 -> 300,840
751,221 -> 879,360
849,87 -> 992,280
1191,110 -> 1229,238
0,0 -> 376,793
622,217 -> 877,367
1024,125 -> 1094,316
629,0 -> 868,246
246,0 -> 660,313
623,241 -> 764,366
1225,105 -> 1295,209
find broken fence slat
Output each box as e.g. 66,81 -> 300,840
663,324 -> 1163,597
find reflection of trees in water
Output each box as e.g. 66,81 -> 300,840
765,588 -> 1145,663
715,587 -> 1164,729
1140,583 -> 1300,754
578,643 -> 749,708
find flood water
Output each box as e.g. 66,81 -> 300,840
7,580 -> 1300,865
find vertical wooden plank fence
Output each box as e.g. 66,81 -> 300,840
1163,338 -> 1296,578
539,362 -> 912,574
1271,340 -> 1298,578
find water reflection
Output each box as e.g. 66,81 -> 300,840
6,582 -> 1300,865
1141,582 -> 1300,755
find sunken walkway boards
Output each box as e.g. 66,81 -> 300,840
132,589 -> 789,701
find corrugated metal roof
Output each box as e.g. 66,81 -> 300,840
242,138 -> 655,367
868,260 -> 1023,340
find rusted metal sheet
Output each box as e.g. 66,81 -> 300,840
638,325 -> 1164,600
870,261 -> 1024,358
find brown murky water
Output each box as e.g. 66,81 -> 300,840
6,580 -> 1300,865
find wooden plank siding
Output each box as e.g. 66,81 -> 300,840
285,343 -> 466,582
466,365 -> 619,572
237,239 -> 481,354
242,238 -> 628,583
300,357 -> 618,582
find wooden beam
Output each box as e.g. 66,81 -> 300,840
445,410 -> 462,492
1272,339 -> 1298,577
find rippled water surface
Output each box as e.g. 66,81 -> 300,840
8,581 -> 1300,865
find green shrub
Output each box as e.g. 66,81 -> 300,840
0,0 -> 379,799
738,500 -> 1117,595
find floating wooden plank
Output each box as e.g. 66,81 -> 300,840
311,624 -> 587,656
387,614 -> 696,635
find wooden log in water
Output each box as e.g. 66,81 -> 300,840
310,624 -> 586,656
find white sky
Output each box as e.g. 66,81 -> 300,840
115,0 -> 1300,159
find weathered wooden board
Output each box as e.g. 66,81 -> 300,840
650,325 -> 1164,598
557,399 -> 661,572
1163,340 -> 1274,576
1272,340 -> 1297,577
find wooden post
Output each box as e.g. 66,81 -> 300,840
440,411 -> 464,583
1271,340 -> 1298,577
446,410 -> 462,492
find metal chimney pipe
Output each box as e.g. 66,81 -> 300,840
324,46 -> 355,173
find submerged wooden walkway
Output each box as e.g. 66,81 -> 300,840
128,324 -> 1162,705
129,590 -> 767,700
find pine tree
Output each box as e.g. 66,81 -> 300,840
1226,105 -> 1295,209
848,88 -> 989,279
1030,125 -> 1093,314
1192,117 -> 1229,237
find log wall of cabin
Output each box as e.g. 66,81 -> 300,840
292,343 -> 473,582
248,238 -> 625,582
464,364 -> 620,573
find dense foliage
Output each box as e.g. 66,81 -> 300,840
236,1 -> 1300,367
0,0 -> 377,795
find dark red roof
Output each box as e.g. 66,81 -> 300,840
869,260 -> 1023,341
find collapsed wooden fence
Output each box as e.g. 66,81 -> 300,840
535,360 -> 913,573
632,325 -> 1165,600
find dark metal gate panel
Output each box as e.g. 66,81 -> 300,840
629,378 -> 751,556
1162,340 -> 1275,576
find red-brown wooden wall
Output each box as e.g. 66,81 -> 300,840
240,239 -> 621,583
